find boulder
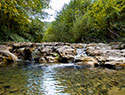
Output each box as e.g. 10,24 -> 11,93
85,43 -> 125,69
86,50 -> 102,56
104,61 -> 125,69
39,57 -> 47,63
32,46 -> 60,63
75,56 -> 99,67
46,56 -> 59,63
13,47 -> 33,60
110,42 -> 125,49
12,42 -> 33,48
57,46 -> 75,63
38,52 -> 59,63
0,50 -> 18,61
102,57 -> 125,69
75,43 -> 85,48
0,45 -> 18,65
95,56 -> 107,63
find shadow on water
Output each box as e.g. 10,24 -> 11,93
0,62 -> 125,95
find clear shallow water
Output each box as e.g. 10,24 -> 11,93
0,63 -> 125,95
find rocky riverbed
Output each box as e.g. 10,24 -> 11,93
0,42 -> 125,69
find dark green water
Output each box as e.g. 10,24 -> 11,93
0,63 -> 125,95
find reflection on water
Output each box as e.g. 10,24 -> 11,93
41,63 -> 73,95
0,63 -> 125,95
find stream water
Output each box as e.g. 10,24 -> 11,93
0,62 -> 125,95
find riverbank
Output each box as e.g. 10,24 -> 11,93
0,42 -> 125,69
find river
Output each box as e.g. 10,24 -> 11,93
0,62 -> 125,95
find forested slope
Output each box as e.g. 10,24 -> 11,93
43,0 -> 125,43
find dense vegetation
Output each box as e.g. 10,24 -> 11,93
0,0 -> 50,42
0,0 -> 125,43
43,0 -> 125,43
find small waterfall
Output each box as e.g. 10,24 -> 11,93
74,45 -> 87,61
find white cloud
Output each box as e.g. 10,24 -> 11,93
43,0 -> 71,22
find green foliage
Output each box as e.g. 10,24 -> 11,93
43,21 -> 73,42
72,13 -> 99,42
43,0 -> 92,42
87,0 -> 125,41
0,0 -> 50,42
29,18 -> 45,42
0,0 -> 124,43
43,0 -> 125,43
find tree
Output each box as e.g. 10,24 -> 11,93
43,0 -> 92,42
88,0 -> 125,41
0,0 -> 50,42
43,0 -> 125,43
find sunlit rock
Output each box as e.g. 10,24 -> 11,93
39,57 -> 47,63
75,43 -> 85,48
46,56 -> 59,63
76,56 -> 99,67
85,43 -> 125,69
57,46 -> 75,63
0,45 -> 18,65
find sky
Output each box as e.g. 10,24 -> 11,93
43,0 -> 71,22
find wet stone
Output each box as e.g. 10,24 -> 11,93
3,85 -> 11,89
10,88 -> 19,93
